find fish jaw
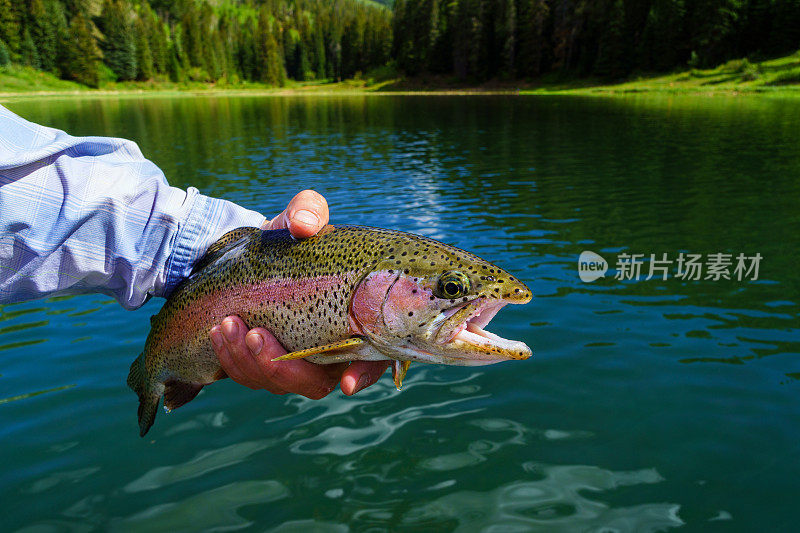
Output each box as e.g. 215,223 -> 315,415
400,293 -> 532,366
434,298 -> 532,365
350,268 -> 533,366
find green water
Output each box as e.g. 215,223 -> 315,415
1,95 -> 799,531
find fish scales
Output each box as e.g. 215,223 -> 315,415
128,225 -> 532,436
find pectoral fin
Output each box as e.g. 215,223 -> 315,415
272,337 -> 366,361
392,360 -> 411,390
163,380 -> 204,412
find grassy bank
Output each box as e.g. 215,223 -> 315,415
382,52 -> 800,95
521,52 -> 800,96
3,52 -> 800,100
0,64 -> 401,100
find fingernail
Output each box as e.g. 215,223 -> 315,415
246,333 -> 263,355
353,373 -> 370,394
210,327 -> 223,349
292,209 -> 319,227
222,319 -> 239,342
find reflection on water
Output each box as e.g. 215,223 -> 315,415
22,466 -> 99,495
0,384 -> 76,405
124,439 -> 278,493
420,418 -> 591,472
403,464 -> 684,532
115,480 -> 290,532
1,95 -> 799,531
268,520 -> 348,533
290,396 -> 485,457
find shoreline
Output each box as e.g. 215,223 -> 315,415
0,87 -> 525,101
3,85 -> 800,102
3,56 -> 800,101
3,51 -> 799,101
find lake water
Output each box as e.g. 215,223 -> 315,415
1,94 -> 799,532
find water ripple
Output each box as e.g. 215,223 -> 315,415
289,395 -> 487,456
403,464 -> 683,532
113,480 -> 289,532
124,439 -> 277,493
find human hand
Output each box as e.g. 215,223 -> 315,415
260,188 -> 330,238
209,190 -> 390,398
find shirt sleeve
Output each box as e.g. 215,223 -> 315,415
0,104 -> 266,310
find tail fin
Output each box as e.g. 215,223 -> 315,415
127,353 -> 160,437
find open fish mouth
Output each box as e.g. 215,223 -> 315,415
438,298 -> 532,363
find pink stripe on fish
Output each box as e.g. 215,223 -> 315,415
156,274 -> 355,353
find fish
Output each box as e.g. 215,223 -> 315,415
127,225 -> 532,437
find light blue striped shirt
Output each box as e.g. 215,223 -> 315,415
0,105 -> 265,309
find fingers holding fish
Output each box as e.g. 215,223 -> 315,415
209,325 -> 240,382
213,317 -> 288,395
211,314 -> 379,398
263,189 -> 329,239
246,326 -> 341,399
341,361 -> 391,396
322,361 -> 351,382
213,315 -> 340,399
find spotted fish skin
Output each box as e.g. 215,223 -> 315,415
128,225 -> 532,437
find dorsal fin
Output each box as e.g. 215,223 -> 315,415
191,227 -> 260,275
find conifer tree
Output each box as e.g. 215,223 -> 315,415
515,0 -> 548,77
328,25 -> 343,80
134,16 -> 154,80
237,17 -> 257,81
182,1 -> 205,73
20,28 -> 41,69
690,0 -> 743,67
99,0 -> 136,81
168,23 -> 188,81
30,0 -> 64,74
216,12 -> 236,80
0,0 -> 22,56
639,0 -> 687,72
208,30 -> 224,80
313,28 -> 326,79
0,39 -> 9,66
259,21 -> 286,86
283,27 -> 298,79
149,16 -> 168,75
63,11 -> 101,87
594,0 -> 626,77
167,40 -> 182,81
197,2 -> 215,76
499,0 -> 516,78
296,42 -> 310,80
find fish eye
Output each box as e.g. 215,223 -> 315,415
436,271 -> 471,299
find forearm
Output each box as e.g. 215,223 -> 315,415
0,105 -> 265,309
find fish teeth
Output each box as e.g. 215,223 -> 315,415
453,321 -> 532,360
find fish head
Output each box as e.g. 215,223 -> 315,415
349,234 -> 532,366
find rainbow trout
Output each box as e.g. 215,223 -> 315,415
128,225 -> 532,436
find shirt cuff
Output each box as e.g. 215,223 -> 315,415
161,188 -> 265,297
